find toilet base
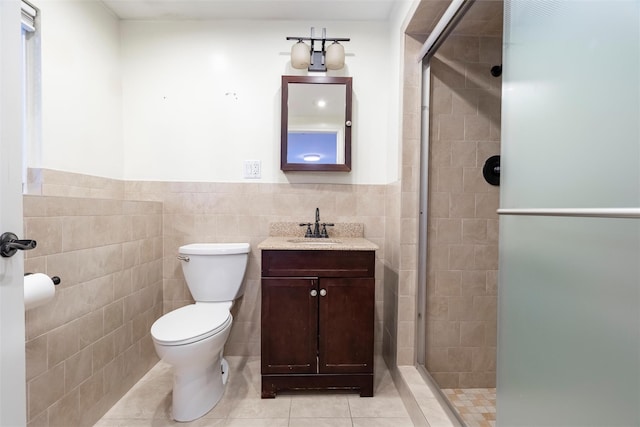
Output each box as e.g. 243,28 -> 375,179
171,356 -> 228,422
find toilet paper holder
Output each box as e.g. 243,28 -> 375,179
24,272 -> 61,285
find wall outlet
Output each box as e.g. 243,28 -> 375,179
243,160 -> 261,179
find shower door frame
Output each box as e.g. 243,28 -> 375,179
416,60 -> 430,367
415,0 -> 477,372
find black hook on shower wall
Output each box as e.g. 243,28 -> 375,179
490,64 -> 502,77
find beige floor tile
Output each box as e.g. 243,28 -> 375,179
352,418 -> 414,427
198,393 -> 235,419
289,395 -> 351,418
95,419 -> 226,427
224,419 -> 289,426
100,377 -> 172,420
95,355 -> 414,427
288,418 -> 353,427
348,395 -> 410,418
226,397 -> 292,419
93,420 -> 121,427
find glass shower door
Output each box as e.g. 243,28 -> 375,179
498,0 -> 640,425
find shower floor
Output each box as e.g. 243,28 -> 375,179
442,388 -> 496,427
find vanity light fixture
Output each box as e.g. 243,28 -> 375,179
303,154 -> 321,162
287,27 -> 350,72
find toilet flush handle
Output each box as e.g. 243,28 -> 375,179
177,255 -> 190,262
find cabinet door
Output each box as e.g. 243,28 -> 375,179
261,278 -> 318,374
318,278 -> 374,374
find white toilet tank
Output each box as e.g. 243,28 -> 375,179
178,243 -> 250,302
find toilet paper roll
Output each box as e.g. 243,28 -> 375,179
24,273 -> 55,310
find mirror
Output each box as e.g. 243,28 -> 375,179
281,75 -> 352,172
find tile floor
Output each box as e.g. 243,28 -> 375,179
442,388 -> 496,427
95,356 -> 414,427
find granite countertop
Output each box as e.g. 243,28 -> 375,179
258,236 -> 379,251
258,222 -> 379,251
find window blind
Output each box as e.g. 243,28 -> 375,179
21,0 -> 37,32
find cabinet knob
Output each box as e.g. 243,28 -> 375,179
319,289 -> 327,297
310,289 -> 318,297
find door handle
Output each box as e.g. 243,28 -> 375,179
1,232 -> 37,258
310,289 -> 318,297
319,289 -> 327,297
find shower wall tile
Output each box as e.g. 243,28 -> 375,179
452,90 -> 479,115
438,115 -> 466,140
436,167 -> 463,193
431,140 -> 453,166
432,86 -> 453,114
460,321 -> 486,347
451,141 -> 478,167
24,193 -> 162,427
448,245 -> 475,270
448,297 -> 475,321
462,219 -> 488,244
425,34 -> 501,388
464,114 -> 491,140
450,193 -> 476,218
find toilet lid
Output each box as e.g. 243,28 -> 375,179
151,304 -> 231,346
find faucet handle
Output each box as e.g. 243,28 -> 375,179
320,223 -> 335,238
299,223 -> 313,237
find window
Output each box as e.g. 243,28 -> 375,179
21,0 -> 40,193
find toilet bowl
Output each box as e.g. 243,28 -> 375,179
150,242 -> 249,422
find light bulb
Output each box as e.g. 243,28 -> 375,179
325,42 -> 345,70
291,41 -> 310,69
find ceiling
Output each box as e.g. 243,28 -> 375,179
100,0 -> 400,21
99,0 -> 502,43
406,0 -> 503,41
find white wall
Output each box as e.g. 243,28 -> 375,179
38,0 -> 122,179
35,3 -> 405,184
121,20 -> 394,184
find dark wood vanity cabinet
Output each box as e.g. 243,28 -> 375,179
261,249 -> 375,398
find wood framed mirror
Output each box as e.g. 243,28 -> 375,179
281,75 -> 352,172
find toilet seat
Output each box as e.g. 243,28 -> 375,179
151,303 -> 232,346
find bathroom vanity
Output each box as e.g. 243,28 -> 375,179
258,231 -> 377,398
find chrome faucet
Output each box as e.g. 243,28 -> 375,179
299,208 -> 334,238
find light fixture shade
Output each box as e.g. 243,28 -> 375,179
325,42 -> 345,70
291,41 -> 310,69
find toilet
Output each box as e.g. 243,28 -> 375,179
150,242 -> 250,422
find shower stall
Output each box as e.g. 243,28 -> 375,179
411,0 -> 640,425
412,2 -> 503,422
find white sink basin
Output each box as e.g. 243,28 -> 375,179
286,238 -> 342,245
